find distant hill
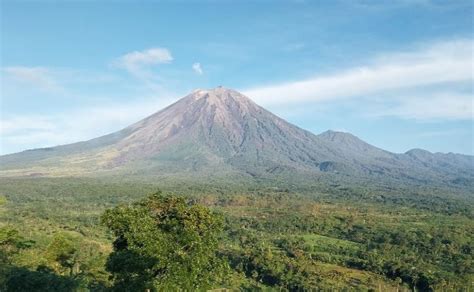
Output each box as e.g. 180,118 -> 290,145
1,87 -> 472,190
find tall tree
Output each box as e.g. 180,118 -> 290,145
101,192 -> 228,291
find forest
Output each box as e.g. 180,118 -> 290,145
0,177 -> 472,291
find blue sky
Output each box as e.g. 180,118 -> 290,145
1,0 -> 473,155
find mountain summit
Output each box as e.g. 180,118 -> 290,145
1,87 -> 472,189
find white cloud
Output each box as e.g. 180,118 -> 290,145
3,66 -> 61,91
2,39 -> 472,155
244,39 -> 473,120
377,93 -> 473,120
192,62 -> 203,75
0,116 -> 57,136
419,128 -> 470,138
0,97 -> 176,155
114,47 -> 173,78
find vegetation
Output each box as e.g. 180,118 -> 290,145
0,177 -> 472,291
101,193 -> 228,290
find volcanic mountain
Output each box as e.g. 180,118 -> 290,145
1,87 -> 472,189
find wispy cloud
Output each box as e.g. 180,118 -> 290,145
244,38 -> 473,120
2,39 -> 471,155
376,92 -> 473,120
419,128 -> 470,138
113,47 -> 173,79
3,66 -> 62,92
192,62 -> 203,75
2,66 -> 122,97
0,116 -> 56,136
0,97 -> 176,155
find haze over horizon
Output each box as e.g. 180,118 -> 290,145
1,1 -> 473,155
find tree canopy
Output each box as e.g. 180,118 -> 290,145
101,192 -> 228,291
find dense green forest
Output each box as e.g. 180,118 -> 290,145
0,177 -> 473,291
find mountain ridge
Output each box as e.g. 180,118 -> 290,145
1,87 -> 472,191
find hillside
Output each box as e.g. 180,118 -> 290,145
1,87 -> 472,191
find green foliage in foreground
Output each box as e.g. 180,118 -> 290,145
101,192 -> 229,291
0,178 -> 473,291
1,228 -> 108,291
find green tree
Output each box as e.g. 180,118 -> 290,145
0,226 -> 35,290
44,232 -> 110,288
5,266 -> 78,292
0,227 -> 33,265
45,233 -> 78,276
101,192 -> 229,291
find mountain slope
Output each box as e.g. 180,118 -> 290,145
1,87 -> 472,189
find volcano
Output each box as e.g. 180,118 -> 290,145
1,87 -> 472,189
